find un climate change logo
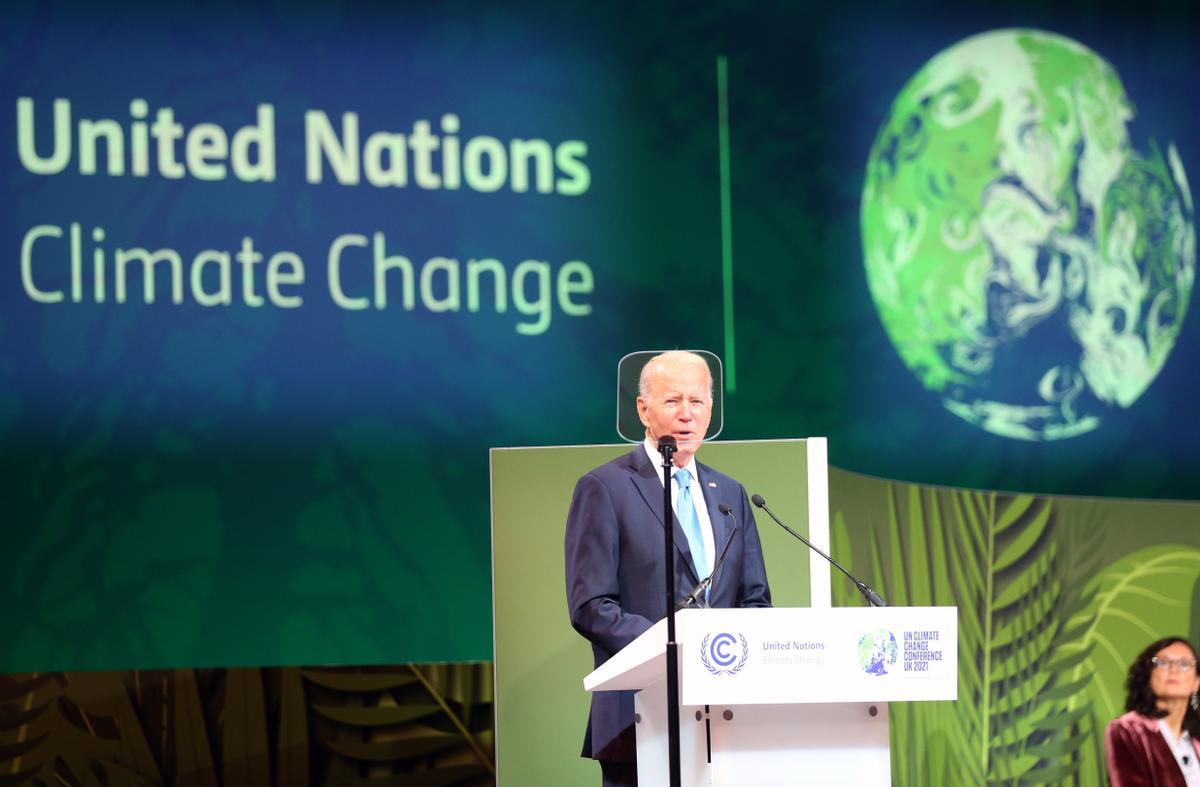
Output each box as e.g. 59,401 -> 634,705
858,629 -> 898,676
700,632 -> 749,676
862,29 -> 1195,441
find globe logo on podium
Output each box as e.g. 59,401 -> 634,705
858,629 -> 899,676
862,29 -> 1195,441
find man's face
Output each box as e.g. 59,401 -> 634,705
637,361 -> 712,466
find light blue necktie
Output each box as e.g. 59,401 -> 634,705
674,468 -> 708,578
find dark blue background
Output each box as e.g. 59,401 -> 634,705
1,0 -> 1195,668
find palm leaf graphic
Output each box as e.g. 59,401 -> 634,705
0,670 -> 163,786
831,469 -> 1200,787
0,665 -> 495,785
833,475 -> 1108,786
835,483 -> 990,783
304,664 -> 495,786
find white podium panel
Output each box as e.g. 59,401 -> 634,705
710,702 -> 890,786
633,679 -> 710,787
678,606 -> 956,706
585,607 -> 957,786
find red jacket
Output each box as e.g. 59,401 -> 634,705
1106,710 -> 1200,787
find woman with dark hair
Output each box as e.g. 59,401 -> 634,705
1106,637 -> 1200,787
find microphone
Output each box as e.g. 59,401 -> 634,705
751,494 -> 886,607
657,434 -> 677,461
681,504 -> 738,609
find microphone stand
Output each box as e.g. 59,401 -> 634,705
658,437 -> 682,787
681,511 -> 737,609
753,494 -> 886,608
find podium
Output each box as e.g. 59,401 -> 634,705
585,606 -> 957,786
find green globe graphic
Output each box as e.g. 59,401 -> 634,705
858,629 -> 898,676
862,29 -> 1195,440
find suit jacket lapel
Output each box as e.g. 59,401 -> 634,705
627,447 -> 701,584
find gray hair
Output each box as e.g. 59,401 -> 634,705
637,350 -> 714,398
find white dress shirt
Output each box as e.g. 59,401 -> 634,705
1158,718 -> 1200,786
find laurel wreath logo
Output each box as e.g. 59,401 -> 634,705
700,632 -> 749,676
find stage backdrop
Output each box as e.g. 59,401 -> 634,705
2,0 -> 1197,671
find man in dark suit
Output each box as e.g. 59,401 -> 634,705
564,350 -> 772,786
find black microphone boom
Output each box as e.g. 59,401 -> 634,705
751,494 -> 886,607
681,503 -> 738,609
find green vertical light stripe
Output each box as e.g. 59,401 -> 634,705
717,55 -> 736,393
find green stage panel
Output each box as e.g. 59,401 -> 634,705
490,439 -> 812,786
826,468 -> 1200,785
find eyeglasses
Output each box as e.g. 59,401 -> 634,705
1151,657 -> 1198,673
